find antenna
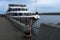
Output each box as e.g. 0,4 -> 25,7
35,0 -> 38,14
35,0 -> 37,11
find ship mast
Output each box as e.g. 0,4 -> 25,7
35,0 -> 38,14
28,1 -> 39,40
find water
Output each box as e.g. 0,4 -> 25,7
34,15 -> 60,28
33,15 -> 60,39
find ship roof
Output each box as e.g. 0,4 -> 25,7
9,4 -> 26,7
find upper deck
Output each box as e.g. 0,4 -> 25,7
9,4 -> 26,7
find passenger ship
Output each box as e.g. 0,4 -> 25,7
6,4 -> 40,37
6,4 -> 40,25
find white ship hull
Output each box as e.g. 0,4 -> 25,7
10,15 -> 40,25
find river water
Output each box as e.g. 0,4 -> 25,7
34,15 -> 60,28
33,15 -> 60,40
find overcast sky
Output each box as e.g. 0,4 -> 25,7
0,0 -> 60,13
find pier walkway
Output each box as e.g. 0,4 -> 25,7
0,17 -> 34,40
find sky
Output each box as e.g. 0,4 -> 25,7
0,0 -> 60,14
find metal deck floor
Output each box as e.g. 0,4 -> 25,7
0,17 -> 34,40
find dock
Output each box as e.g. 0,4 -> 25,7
0,16 -> 35,40
0,17 -> 24,40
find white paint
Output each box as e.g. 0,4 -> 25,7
9,6 -> 27,9
7,11 -> 32,13
10,15 -> 40,19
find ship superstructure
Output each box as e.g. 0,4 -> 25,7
7,4 -> 32,16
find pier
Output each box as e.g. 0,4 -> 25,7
0,16 -> 24,40
0,16 -> 35,40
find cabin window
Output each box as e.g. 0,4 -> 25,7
26,9 -> 28,11
12,13 -> 15,16
18,13 -> 23,16
9,13 -> 17,16
24,13 -> 29,15
9,13 -> 14,16
12,8 -> 17,11
14,13 -> 17,16
21,9 -> 27,11
24,13 -> 31,15
12,8 -> 21,11
10,8 -> 27,11
8,8 -> 12,11
17,8 -> 21,11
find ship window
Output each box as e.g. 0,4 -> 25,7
21,9 -> 27,11
12,13 -> 14,16
8,8 -> 12,11
14,13 -> 17,16
18,8 -> 21,11
9,13 -> 14,16
12,8 -> 21,11
18,13 -> 23,16
24,13 -> 29,15
12,8 -> 17,11
26,9 -> 27,11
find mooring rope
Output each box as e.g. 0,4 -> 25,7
29,18 -> 33,40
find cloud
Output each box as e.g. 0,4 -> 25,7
0,0 -> 60,13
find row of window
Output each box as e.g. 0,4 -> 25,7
9,4 -> 26,7
7,13 -> 31,16
7,13 -> 23,16
7,8 -> 27,11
